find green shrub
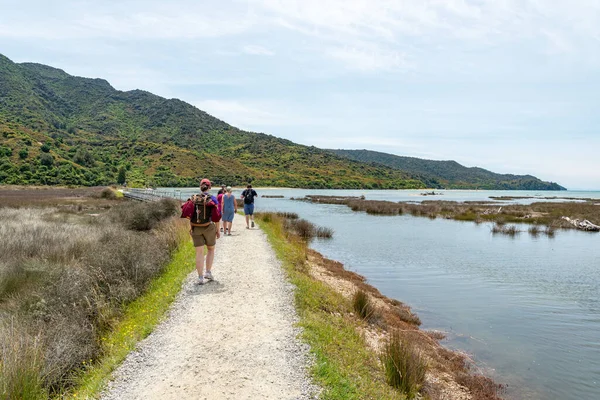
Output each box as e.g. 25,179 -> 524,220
0,146 -> 13,157
19,149 -> 28,159
39,153 -> 54,167
380,331 -> 427,398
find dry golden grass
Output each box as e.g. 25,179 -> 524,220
0,190 -> 186,397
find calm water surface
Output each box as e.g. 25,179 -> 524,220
172,189 -> 600,399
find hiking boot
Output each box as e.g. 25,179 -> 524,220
251,221 -> 255,228
204,271 -> 214,281
197,276 -> 206,285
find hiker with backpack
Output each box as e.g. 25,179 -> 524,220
181,179 -> 221,285
241,184 -> 258,229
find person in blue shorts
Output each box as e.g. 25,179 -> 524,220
221,186 -> 237,235
241,184 -> 258,229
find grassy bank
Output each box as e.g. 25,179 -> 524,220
258,212 -> 503,399
258,213 -> 403,399
0,188 -> 190,399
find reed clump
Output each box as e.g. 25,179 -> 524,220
282,218 -> 334,241
316,226 -> 334,238
300,195 -> 600,232
276,211 -> 299,220
353,290 -> 377,321
491,224 -> 519,236
380,331 -> 427,399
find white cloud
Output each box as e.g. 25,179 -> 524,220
194,99 -> 293,128
242,45 -> 275,56
0,1 -> 256,39
327,45 -> 411,71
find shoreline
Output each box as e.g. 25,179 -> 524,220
259,212 -> 505,399
305,247 -> 505,400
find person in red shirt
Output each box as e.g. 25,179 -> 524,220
181,179 -> 221,284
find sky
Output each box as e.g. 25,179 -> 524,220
1,0 -> 599,189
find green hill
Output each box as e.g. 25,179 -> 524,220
0,54 -> 423,188
330,149 -> 565,190
0,53 -> 564,190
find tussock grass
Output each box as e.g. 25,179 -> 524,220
0,200 -> 188,396
380,331 -> 427,399
110,198 -> 180,231
352,290 -> 377,321
281,217 -> 334,241
70,241 -> 194,399
0,320 -> 48,400
316,226 -> 334,238
276,211 -> 299,220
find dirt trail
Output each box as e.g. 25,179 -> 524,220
101,217 -> 318,400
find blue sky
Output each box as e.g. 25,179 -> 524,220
1,0 -> 599,189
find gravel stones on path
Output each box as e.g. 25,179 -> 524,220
101,217 -> 319,400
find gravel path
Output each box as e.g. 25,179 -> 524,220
101,217 -> 319,400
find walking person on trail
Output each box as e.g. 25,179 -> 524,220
181,179 -> 221,285
241,184 -> 258,229
217,184 -> 226,233
221,186 -> 237,235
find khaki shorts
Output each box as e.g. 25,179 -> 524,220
191,223 -> 216,247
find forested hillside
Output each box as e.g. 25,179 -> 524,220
0,54 -> 423,188
0,53 -> 564,190
331,149 -> 565,190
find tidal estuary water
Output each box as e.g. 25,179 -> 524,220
172,189 -> 600,399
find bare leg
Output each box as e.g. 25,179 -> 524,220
205,246 -> 215,272
245,214 -> 250,228
195,246 -> 204,277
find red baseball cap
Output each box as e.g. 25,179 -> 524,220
200,178 -> 211,187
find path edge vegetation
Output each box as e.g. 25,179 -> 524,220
258,213 -> 406,399
66,240 -> 195,399
259,212 -> 505,400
